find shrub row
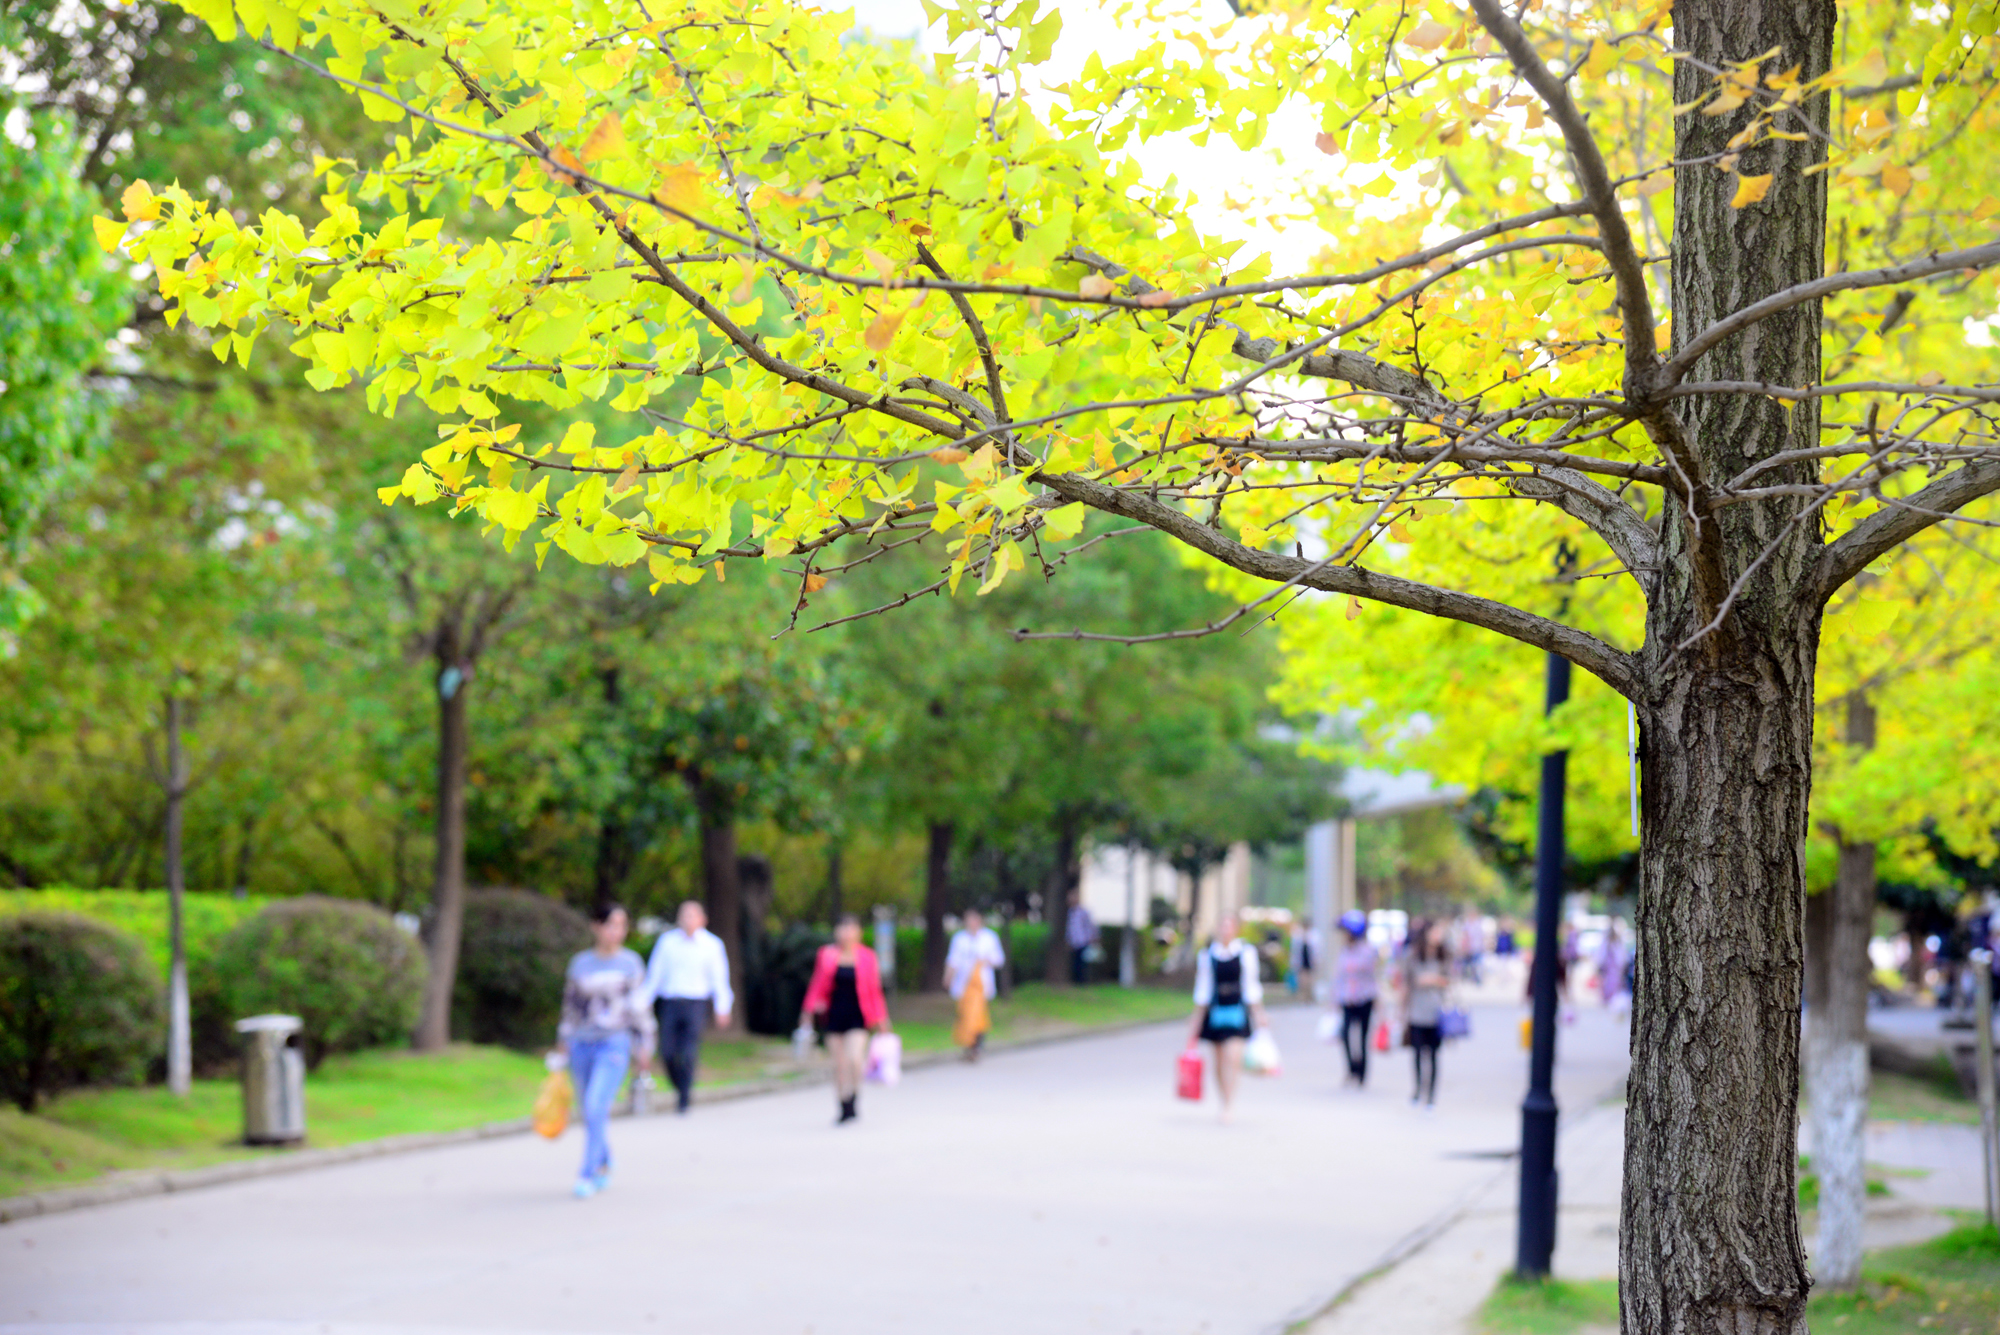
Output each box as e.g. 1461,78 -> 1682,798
0,889 -> 601,1108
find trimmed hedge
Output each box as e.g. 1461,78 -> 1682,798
451,889 -> 591,1049
0,912 -> 164,1111
207,897 -> 426,1069
0,889 -> 268,981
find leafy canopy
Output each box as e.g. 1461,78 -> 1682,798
104,0 -> 1999,692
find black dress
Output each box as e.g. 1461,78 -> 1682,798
1198,948 -> 1253,1043
825,964 -> 867,1033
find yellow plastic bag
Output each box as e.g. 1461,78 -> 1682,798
532,1068 -> 572,1139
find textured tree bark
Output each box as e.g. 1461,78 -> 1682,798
1618,1 -> 1837,1328
920,820 -> 953,992
1807,694 -> 1877,1290
414,647 -> 470,1052
163,694 -> 191,1097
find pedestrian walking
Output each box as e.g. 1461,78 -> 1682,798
644,900 -> 733,1115
1066,900 -> 1100,985
1331,909 -> 1379,1086
556,902 -> 655,1199
1291,916 -> 1318,1000
1185,913 -> 1267,1122
1598,920 -> 1631,1016
800,913 -> 892,1124
1400,919 -> 1451,1109
945,909 -> 1005,1060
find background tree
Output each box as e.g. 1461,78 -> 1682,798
0,112 -> 127,641
111,0 -> 2000,1326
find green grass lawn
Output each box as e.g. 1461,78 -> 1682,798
1,1044 -> 545,1198
1809,1223 -> 2000,1334
1475,1225 -> 2000,1335
1868,1061 -> 1981,1125
1477,1276 -> 1620,1335
2,982 -> 1188,1199
890,980 -> 1192,1055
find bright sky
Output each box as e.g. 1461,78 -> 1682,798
839,0 -> 1360,275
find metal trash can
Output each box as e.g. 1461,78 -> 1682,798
236,1014 -> 306,1145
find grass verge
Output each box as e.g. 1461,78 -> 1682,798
1474,1224 -> 2000,1335
1808,1222 -> 2000,1334
1867,1059 -> 1980,1125
0,1044 -> 542,1198
1477,1276 -> 1620,1335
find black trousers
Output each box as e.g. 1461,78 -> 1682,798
1070,945 -> 1090,985
1340,1000 -> 1375,1081
1409,1023 -> 1442,1102
654,997 -> 710,1110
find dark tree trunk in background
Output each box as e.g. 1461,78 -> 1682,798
1620,1 -> 1836,1329
825,838 -> 843,924
920,821 -> 954,991
592,665 -> 631,904
162,694 -> 191,1095
691,779 -> 743,1031
1807,693 -> 1877,1289
415,637 -> 471,1052
739,854 -> 773,956
1043,813 -> 1080,985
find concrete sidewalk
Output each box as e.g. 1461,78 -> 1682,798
1,1000 -> 1630,1335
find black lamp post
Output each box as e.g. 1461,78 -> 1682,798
1516,646 -> 1569,1278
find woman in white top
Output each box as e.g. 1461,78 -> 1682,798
945,909 -> 1006,1059
1185,913 -> 1266,1121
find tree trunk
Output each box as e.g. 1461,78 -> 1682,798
1807,693 -> 1877,1290
694,783 -> 744,1032
592,665 -> 630,903
1621,1 -> 1836,1327
414,647 -> 471,1052
825,838 -> 843,924
920,821 -> 953,992
1043,814 -> 1080,985
163,694 -> 191,1097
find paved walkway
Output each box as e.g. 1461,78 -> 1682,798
1,997 -> 1630,1335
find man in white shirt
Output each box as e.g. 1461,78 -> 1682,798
644,901 -> 733,1114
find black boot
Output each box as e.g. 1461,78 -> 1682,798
837,1096 -> 857,1124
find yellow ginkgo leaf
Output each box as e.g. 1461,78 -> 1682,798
580,112 -> 627,163
1078,274 -> 1116,298
1402,18 -> 1451,51
1730,173 -> 1774,208
864,310 -> 905,351
92,216 -> 128,253
1880,163 -> 1912,196
652,162 -> 712,219
1583,40 -> 1616,80
120,180 -> 159,222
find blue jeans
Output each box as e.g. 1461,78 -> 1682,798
569,1033 -> 630,1180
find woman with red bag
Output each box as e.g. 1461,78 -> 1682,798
1183,913 -> 1266,1122
800,914 -> 892,1125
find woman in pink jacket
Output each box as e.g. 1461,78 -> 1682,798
799,914 -> 892,1124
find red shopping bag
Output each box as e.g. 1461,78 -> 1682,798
1372,1019 -> 1392,1053
1176,1047 -> 1204,1101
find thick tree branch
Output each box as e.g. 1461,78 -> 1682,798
1505,466 -> 1662,583
1028,468 -> 1643,697
1662,239 -> 2000,388
1814,458 -> 2000,601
